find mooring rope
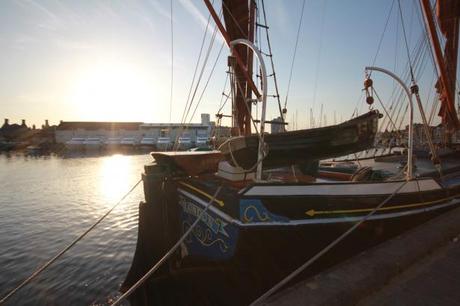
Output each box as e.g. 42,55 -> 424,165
250,179 -> 409,305
111,185 -> 223,306
0,178 -> 143,305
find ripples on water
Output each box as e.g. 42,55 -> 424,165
0,153 -> 151,305
2,152 -> 455,305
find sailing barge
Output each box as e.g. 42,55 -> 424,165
122,0 -> 460,304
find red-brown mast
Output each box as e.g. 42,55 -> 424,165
420,0 -> 460,129
437,0 -> 459,128
203,0 -> 257,135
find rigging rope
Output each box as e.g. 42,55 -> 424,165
373,0 -> 424,133
397,0 -> 416,82
374,87 -> 400,132
216,62 -> 269,173
370,0 -> 396,75
216,72 -> 230,115
369,0 -> 423,134
378,30 -> 428,134
424,68 -> 438,114
250,180 -> 409,305
416,0 -> 439,82
260,0 -> 284,122
429,95 -> 440,125
175,32 -> 223,152
311,0 -> 328,117
179,11 -> 213,126
233,70 -> 262,136
397,38 -> 431,130
229,65 -> 270,171
173,19 -> 220,150
182,15 -> 219,117
379,10 -> 400,130
283,0 -> 306,110
213,71 -> 230,145
0,178 -> 143,305
392,44 -> 427,133
111,185 -> 223,306
169,0 -> 174,122
187,42 -> 226,127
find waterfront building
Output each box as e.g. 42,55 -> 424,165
55,113 -> 214,149
0,119 -> 30,141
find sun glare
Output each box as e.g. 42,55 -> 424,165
99,154 -> 133,203
68,62 -> 159,122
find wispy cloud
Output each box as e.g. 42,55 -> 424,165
14,0 -> 63,32
147,0 -> 172,21
178,0 -> 223,43
179,0 -> 208,28
25,0 -> 59,21
141,0 -> 176,35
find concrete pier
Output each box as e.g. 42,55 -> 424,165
263,206 -> 460,306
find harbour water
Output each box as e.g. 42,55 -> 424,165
1,151 -> 458,306
0,153 -> 150,306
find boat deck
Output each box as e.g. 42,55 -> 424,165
262,205 -> 460,306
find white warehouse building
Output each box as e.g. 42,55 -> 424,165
55,113 -> 213,150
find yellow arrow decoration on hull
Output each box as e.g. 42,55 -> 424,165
306,195 -> 459,217
179,181 -> 225,207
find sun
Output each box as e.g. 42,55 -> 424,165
68,62 -> 159,122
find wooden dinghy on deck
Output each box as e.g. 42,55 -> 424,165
219,110 -> 382,169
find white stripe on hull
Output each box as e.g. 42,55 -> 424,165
178,188 -> 459,226
243,179 -> 441,197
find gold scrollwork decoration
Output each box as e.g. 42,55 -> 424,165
182,221 -> 229,253
242,205 -> 271,223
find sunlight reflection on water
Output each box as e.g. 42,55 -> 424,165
0,153 -> 151,306
99,154 -> 134,204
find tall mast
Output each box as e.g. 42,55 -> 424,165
203,0 -> 257,136
419,0 -> 460,129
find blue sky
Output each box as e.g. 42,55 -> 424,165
0,0 -> 448,128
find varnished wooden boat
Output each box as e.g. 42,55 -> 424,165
219,110 -> 382,169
